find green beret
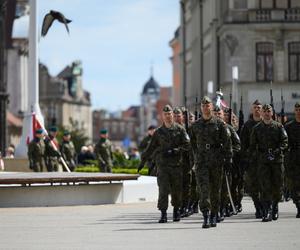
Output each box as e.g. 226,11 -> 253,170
213,106 -> 221,112
49,126 -> 58,132
63,130 -> 70,136
100,129 -> 108,134
35,128 -> 43,134
201,96 -> 212,104
173,107 -> 182,114
253,99 -> 262,105
295,102 -> 300,108
262,104 -> 272,111
163,104 -> 173,112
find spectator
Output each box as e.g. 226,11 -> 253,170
0,151 -> 4,171
5,146 -> 15,158
77,146 -> 88,165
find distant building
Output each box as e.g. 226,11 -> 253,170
93,106 -> 140,148
139,75 -> 160,138
39,61 -> 92,140
179,0 -> 300,118
169,27 -> 181,107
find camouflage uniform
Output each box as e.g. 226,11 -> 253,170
220,124 -> 241,217
60,132 -> 76,172
250,105 -> 288,222
138,133 -> 156,176
284,102 -> 300,217
141,108 -> 190,221
44,135 -> 61,172
190,113 -> 232,220
240,117 -> 262,217
95,137 -> 114,173
28,132 -> 46,172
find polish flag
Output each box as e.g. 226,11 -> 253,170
26,112 -> 43,144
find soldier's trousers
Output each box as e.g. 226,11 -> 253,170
245,163 -> 261,208
195,164 -> 223,215
182,167 -> 192,208
157,166 -> 183,211
258,161 -> 283,204
231,162 -> 244,206
220,170 -> 231,208
190,169 -> 199,205
287,163 -> 300,205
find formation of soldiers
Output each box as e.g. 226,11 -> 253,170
139,97 -> 300,228
28,126 -> 115,174
28,126 -> 76,172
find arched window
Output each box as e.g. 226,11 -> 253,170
289,42 -> 300,81
256,42 -> 274,81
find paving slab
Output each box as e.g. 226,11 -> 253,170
0,197 -> 299,250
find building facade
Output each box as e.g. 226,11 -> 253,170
179,0 -> 300,118
39,61 -> 92,140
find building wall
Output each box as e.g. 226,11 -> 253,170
179,0 -> 300,118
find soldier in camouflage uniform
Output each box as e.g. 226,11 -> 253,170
60,130 -> 76,172
44,126 -> 61,172
140,105 -> 190,223
250,104 -> 288,222
94,129 -> 114,173
240,100 -> 263,218
190,97 -> 232,228
214,106 -> 241,220
28,129 -> 46,172
138,125 -> 157,176
284,102 -> 300,218
173,107 -> 192,217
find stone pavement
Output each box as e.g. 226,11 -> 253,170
0,197 -> 299,250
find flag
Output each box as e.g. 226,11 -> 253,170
216,95 -> 229,109
26,112 -> 43,144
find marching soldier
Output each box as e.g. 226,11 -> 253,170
28,129 -> 46,172
138,125 -> 157,176
173,107 -> 192,217
44,126 -> 61,172
190,97 -> 232,228
60,130 -> 76,172
94,129 -> 114,173
140,105 -> 190,223
214,106 -> 241,220
250,104 -> 288,222
240,100 -> 263,218
284,102 -> 300,218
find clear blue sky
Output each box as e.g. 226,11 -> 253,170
13,0 -> 180,111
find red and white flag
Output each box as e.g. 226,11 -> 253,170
26,112 -> 43,144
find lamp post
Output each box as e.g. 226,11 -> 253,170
15,0 -> 44,157
232,66 -> 239,114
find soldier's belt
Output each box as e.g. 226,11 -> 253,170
200,144 -> 222,150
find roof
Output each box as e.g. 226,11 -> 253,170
142,76 -> 160,95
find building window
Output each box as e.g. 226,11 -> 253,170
234,0 -> 247,9
256,42 -> 274,82
289,42 -> 300,81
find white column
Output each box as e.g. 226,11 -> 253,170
232,66 -> 239,114
15,0 -> 44,157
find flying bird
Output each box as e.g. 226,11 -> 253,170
41,10 -> 72,37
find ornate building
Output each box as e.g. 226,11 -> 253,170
179,0 -> 300,118
139,75 -> 160,138
39,61 -> 92,140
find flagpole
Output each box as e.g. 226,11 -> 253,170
16,0 -> 44,157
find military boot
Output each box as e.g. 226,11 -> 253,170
218,207 -> 225,222
296,203 -> 300,218
254,201 -> 262,219
202,210 -> 210,229
262,203 -> 272,222
158,210 -> 167,223
272,202 -> 279,221
193,202 -> 199,214
210,213 -> 217,227
173,207 -> 181,222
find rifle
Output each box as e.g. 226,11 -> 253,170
184,96 -> 189,133
228,93 -> 232,126
280,88 -> 285,125
195,96 -> 198,119
238,95 -> 244,135
270,81 -> 276,120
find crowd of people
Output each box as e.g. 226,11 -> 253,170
138,97 -> 300,228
